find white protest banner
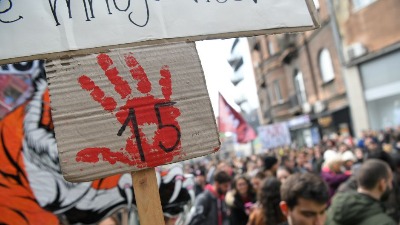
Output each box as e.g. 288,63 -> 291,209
0,0 -> 319,63
45,42 -> 219,182
258,122 -> 291,150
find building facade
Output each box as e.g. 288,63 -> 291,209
250,0 -> 353,147
251,0 -> 400,145
333,0 -> 400,133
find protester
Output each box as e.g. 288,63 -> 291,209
226,175 -> 257,225
194,168 -> 207,197
326,159 -> 396,225
357,131 -> 367,149
280,156 -> 295,174
246,160 -> 258,177
341,151 -> 357,171
293,151 -> 308,173
263,156 -> 279,177
251,172 -> 266,193
310,146 -> 324,173
338,144 -> 349,154
188,170 -> 231,225
276,167 -> 291,184
279,173 -> 330,225
352,147 -> 365,172
247,178 -> 285,225
320,151 -> 351,199
338,149 -> 400,223
185,126 -> 400,225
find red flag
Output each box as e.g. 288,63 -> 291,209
218,93 -> 256,143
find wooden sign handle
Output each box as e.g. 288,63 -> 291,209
132,168 -> 165,225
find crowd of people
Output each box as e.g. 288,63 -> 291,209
184,128 -> 400,225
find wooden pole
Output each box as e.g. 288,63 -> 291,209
131,168 -> 165,225
121,208 -> 128,225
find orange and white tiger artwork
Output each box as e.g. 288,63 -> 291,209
0,61 -> 194,225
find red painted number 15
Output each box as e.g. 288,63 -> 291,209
76,52 -> 182,168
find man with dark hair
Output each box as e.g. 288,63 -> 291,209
337,150 -> 400,222
188,170 -> 231,225
326,159 -> 396,225
279,173 -> 330,225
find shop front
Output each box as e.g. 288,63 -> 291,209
288,115 -> 320,148
360,49 -> 400,130
314,106 -> 353,138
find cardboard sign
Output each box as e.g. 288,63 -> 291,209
45,42 -> 219,182
0,0 -> 319,63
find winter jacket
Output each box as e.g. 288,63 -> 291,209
225,190 -> 257,225
326,191 -> 396,225
188,185 -> 229,225
338,175 -> 400,223
194,183 -> 204,197
320,168 -> 350,199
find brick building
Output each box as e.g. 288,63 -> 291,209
333,0 -> 400,133
251,0 -> 400,145
250,0 -> 353,147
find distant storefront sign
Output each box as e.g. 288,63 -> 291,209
288,115 -> 311,129
318,116 -> 333,128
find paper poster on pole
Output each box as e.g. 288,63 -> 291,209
45,42 -> 219,182
258,122 -> 291,150
0,0 -> 319,63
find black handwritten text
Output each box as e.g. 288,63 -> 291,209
0,0 -> 23,24
47,0 -> 149,27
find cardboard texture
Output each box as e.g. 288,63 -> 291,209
45,42 -> 219,182
0,0 -> 319,64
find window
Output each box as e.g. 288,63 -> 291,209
319,49 -> 335,83
294,71 -> 307,105
268,88 -> 274,105
268,40 -> 275,56
313,0 -> 320,10
352,0 -> 375,11
273,80 -> 283,103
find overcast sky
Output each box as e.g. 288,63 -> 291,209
196,38 -> 259,116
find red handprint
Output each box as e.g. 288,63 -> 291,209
75,52 -> 182,168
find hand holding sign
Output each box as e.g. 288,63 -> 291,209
76,53 -> 181,168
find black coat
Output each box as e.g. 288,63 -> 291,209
188,189 -> 229,225
227,191 -> 257,225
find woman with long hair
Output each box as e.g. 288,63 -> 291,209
247,178 -> 286,225
226,175 -> 257,225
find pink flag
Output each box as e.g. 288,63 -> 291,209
218,93 -> 256,143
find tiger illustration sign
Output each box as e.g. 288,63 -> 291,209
0,61 -> 195,225
46,42 -> 219,182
